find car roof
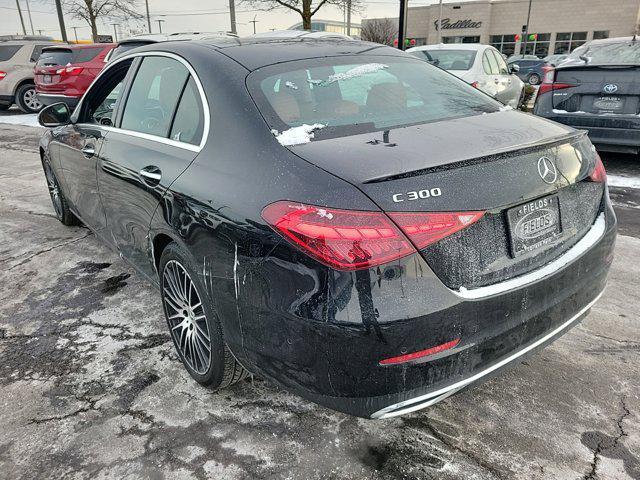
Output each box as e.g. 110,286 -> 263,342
179,37 -> 403,71
0,40 -> 57,46
407,43 -> 488,52
118,31 -> 236,45
586,36 -> 637,46
249,30 -> 352,40
42,43 -> 115,51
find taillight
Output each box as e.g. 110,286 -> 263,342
0,71 -> 6,80
470,81 -> 479,89
55,66 -> 84,76
261,201 -> 484,271
588,153 -> 607,183
538,67 -> 576,96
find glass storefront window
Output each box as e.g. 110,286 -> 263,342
490,34 -> 516,56
443,35 -> 480,44
593,30 -> 609,40
522,33 -> 551,57
554,31 -> 588,54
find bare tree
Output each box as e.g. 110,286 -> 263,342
242,0 -> 361,31
361,18 -> 397,46
62,0 -> 142,42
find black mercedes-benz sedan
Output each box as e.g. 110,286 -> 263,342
37,37 -> 616,419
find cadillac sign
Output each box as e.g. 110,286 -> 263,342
434,18 -> 483,30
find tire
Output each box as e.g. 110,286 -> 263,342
15,83 -> 43,113
528,73 -> 541,86
159,242 -> 248,389
41,154 -> 81,226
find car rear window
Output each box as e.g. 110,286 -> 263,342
37,48 -> 73,67
111,42 -> 152,60
568,40 -> 640,65
248,56 -> 500,140
0,45 -> 21,62
73,46 -> 103,63
409,49 -> 476,70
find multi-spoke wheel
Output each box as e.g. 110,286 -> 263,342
159,243 -> 248,388
41,154 -> 80,226
163,260 -> 212,374
16,83 -> 43,113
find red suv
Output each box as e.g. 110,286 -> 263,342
35,43 -> 114,108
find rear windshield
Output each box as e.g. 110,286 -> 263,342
37,47 -> 102,67
248,56 -> 500,140
409,49 -> 476,70
37,49 -> 73,67
567,39 -> 640,65
0,45 -> 21,62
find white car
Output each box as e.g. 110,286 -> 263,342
407,43 -> 524,109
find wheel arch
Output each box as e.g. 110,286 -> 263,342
13,77 -> 36,96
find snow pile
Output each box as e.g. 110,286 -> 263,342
272,123 -> 325,146
285,81 -> 298,90
0,113 -> 41,128
326,63 -> 389,83
499,105 -> 514,111
608,174 -> 640,189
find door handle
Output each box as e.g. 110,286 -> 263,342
82,145 -> 95,158
140,166 -> 162,185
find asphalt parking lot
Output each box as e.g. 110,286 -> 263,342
0,113 -> 639,479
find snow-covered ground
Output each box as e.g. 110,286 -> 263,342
608,174 -> 640,190
0,112 -> 41,128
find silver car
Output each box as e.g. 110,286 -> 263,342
407,43 -> 524,109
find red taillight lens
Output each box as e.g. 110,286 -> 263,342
261,201 -> 416,270
588,154 -> 607,183
379,338 -> 460,366
0,71 -> 6,80
387,211 -> 485,250
55,66 -> 84,76
470,81 -> 479,89
261,201 -> 485,271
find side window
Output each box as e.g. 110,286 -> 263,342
485,51 -> 499,75
30,45 -> 48,62
121,56 -> 189,138
482,52 -> 492,75
169,77 -> 205,146
492,50 -> 509,74
80,60 -> 132,126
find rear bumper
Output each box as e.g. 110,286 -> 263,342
36,93 -> 80,108
537,113 -> 640,153
0,94 -> 13,106
240,197 -> 616,418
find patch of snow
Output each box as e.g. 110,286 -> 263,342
272,123 -> 325,146
0,113 -> 41,128
316,208 -> 334,220
307,63 -> 389,87
284,81 -> 298,90
499,105 -> 513,111
456,213 -> 606,299
608,174 -> 640,189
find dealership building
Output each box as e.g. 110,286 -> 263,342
368,0 -> 640,56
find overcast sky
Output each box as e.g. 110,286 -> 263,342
0,0 -> 469,39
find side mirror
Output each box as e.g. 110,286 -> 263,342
509,63 -> 520,74
38,102 -> 71,128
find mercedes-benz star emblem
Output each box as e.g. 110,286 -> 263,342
603,84 -> 618,94
537,157 -> 558,184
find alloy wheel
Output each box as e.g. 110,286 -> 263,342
23,88 -> 42,111
43,160 -> 64,219
162,260 -> 212,375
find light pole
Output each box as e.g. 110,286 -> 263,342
54,0 -> 67,42
521,0 -> 533,56
249,15 -> 258,35
111,23 -> 120,42
156,19 -> 165,33
397,0 -> 408,50
25,0 -> 35,35
72,26 -> 79,43
346,0 -> 352,37
15,0 -> 27,35
145,0 -> 152,33
229,0 -> 237,35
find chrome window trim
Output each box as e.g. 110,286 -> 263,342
371,289 -> 604,419
72,50 -> 210,153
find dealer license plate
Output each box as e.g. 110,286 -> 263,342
507,194 -> 562,257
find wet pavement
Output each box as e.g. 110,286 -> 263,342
0,122 -> 638,479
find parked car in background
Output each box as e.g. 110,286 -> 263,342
0,38 -> 57,112
544,53 -> 568,66
34,43 -> 114,109
37,37 -> 614,419
534,36 -> 640,154
507,55 -> 548,85
110,32 -> 236,60
408,43 -> 524,108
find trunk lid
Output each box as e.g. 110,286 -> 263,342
287,110 -> 604,290
552,65 -> 640,114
